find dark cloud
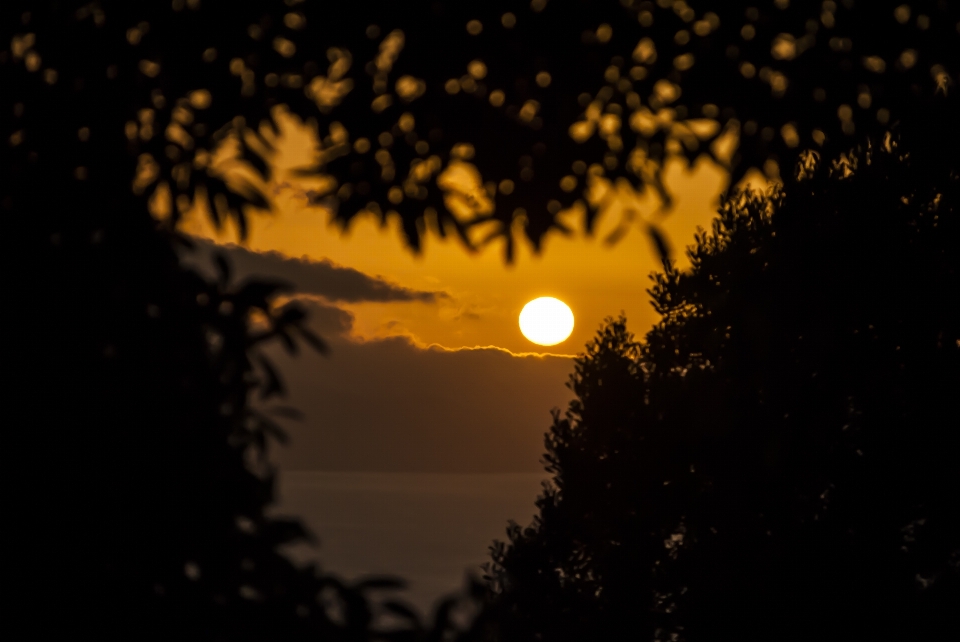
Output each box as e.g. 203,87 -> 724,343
260,329 -> 575,474
179,236 -> 447,304
293,297 -> 355,336
180,239 -> 574,473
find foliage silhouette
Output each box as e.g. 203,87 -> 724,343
3,2 -> 475,640
478,126 -> 959,640
5,1 -> 957,260
7,176 -> 465,638
4,0 -> 958,639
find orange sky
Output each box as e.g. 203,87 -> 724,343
181,111 -> 749,356
176,112 -> 770,472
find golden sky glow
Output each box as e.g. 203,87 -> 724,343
179,112 -> 763,357
172,112 -> 775,474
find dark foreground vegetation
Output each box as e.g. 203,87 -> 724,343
3,1 -> 958,640
478,133 -> 960,641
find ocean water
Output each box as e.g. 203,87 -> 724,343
270,471 -> 550,618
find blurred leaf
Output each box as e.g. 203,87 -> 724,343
239,183 -> 270,212
277,327 -> 298,355
276,304 -> 307,326
234,279 -> 291,311
214,252 -> 231,288
257,413 -> 290,445
603,221 -> 630,247
236,205 -> 249,240
339,589 -> 373,632
289,165 -> 324,178
240,139 -> 270,182
223,189 -> 251,240
263,115 -> 281,139
257,354 -> 284,399
428,596 -> 461,640
473,225 -> 506,251
171,231 -> 196,251
294,324 -> 329,356
647,224 -> 672,269
381,600 -> 420,619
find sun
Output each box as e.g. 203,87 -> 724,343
519,297 -> 575,346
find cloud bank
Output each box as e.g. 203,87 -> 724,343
179,236 -> 447,303
259,299 -> 576,474
180,237 -> 577,473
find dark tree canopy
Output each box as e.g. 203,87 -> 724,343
4,2 -> 484,640
4,1 -> 959,639
4,1 -> 957,259
478,130 -> 960,640
7,144 -> 475,638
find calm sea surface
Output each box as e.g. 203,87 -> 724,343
269,471 -> 549,618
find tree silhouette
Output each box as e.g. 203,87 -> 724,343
4,0 -> 958,638
5,1 -> 956,258
8,170 -> 452,638
470,318 -> 660,641
479,128 -> 959,641
4,2 -> 474,639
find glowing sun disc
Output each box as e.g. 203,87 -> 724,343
519,297 -> 575,346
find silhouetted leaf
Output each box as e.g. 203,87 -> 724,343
257,354 -> 284,399
431,596 -> 459,634
276,327 -> 298,355
238,183 -> 270,212
240,140 -> 270,183
276,304 -> 307,326
289,165 -> 324,178
647,224 -> 672,269
295,325 -> 329,356
256,413 -> 290,446
381,600 -> 420,622
214,252 -> 231,288
234,279 -> 291,311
